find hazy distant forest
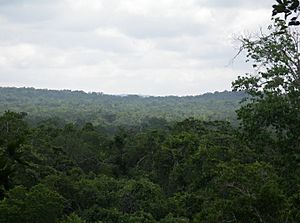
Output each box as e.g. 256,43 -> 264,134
0,87 -> 245,126
1,1 -> 300,223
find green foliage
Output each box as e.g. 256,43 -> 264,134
0,184 -> 64,223
126,211 -> 157,223
0,109 -> 298,222
233,19 -> 300,97
119,178 -> 166,219
272,0 -> 300,26
230,4 -> 300,222
233,9 -> 300,192
0,87 -> 244,126
59,213 -> 87,223
0,3 -> 300,222
0,111 -> 31,198
160,214 -> 189,223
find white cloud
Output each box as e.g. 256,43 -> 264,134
0,0 -> 276,95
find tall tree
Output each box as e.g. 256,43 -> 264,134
232,1 -> 300,195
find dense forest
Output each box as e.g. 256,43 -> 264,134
3,112 -> 295,223
1,1 -> 300,222
0,87 -> 245,126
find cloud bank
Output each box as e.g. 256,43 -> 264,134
0,0 -> 274,95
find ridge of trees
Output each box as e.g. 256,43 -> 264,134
0,87 -> 245,126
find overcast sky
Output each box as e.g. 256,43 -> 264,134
0,0 -> 274,96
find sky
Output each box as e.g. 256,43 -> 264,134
0,0 -> 275,96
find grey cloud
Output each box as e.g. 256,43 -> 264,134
0,0 -> 31,5
0,0 -> 50,5
113,15 -> 209,38
0,25 -> 137,54
0,0 -> 57,23
0,0 -> 277,95
199,0 -> 274,9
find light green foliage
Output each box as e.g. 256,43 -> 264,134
0,88 -> 244,126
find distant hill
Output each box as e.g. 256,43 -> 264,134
0,87 -> 246,126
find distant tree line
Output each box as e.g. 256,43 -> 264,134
0,87 -> 245,126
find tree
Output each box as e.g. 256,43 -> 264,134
119,178 -> 166,219
232,2 -> 300,218
232,17 -> 300,148
59,213 -> 87,223
0,184 -> 64,223
272,0 -> 300,26
0,112 -> 30,199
